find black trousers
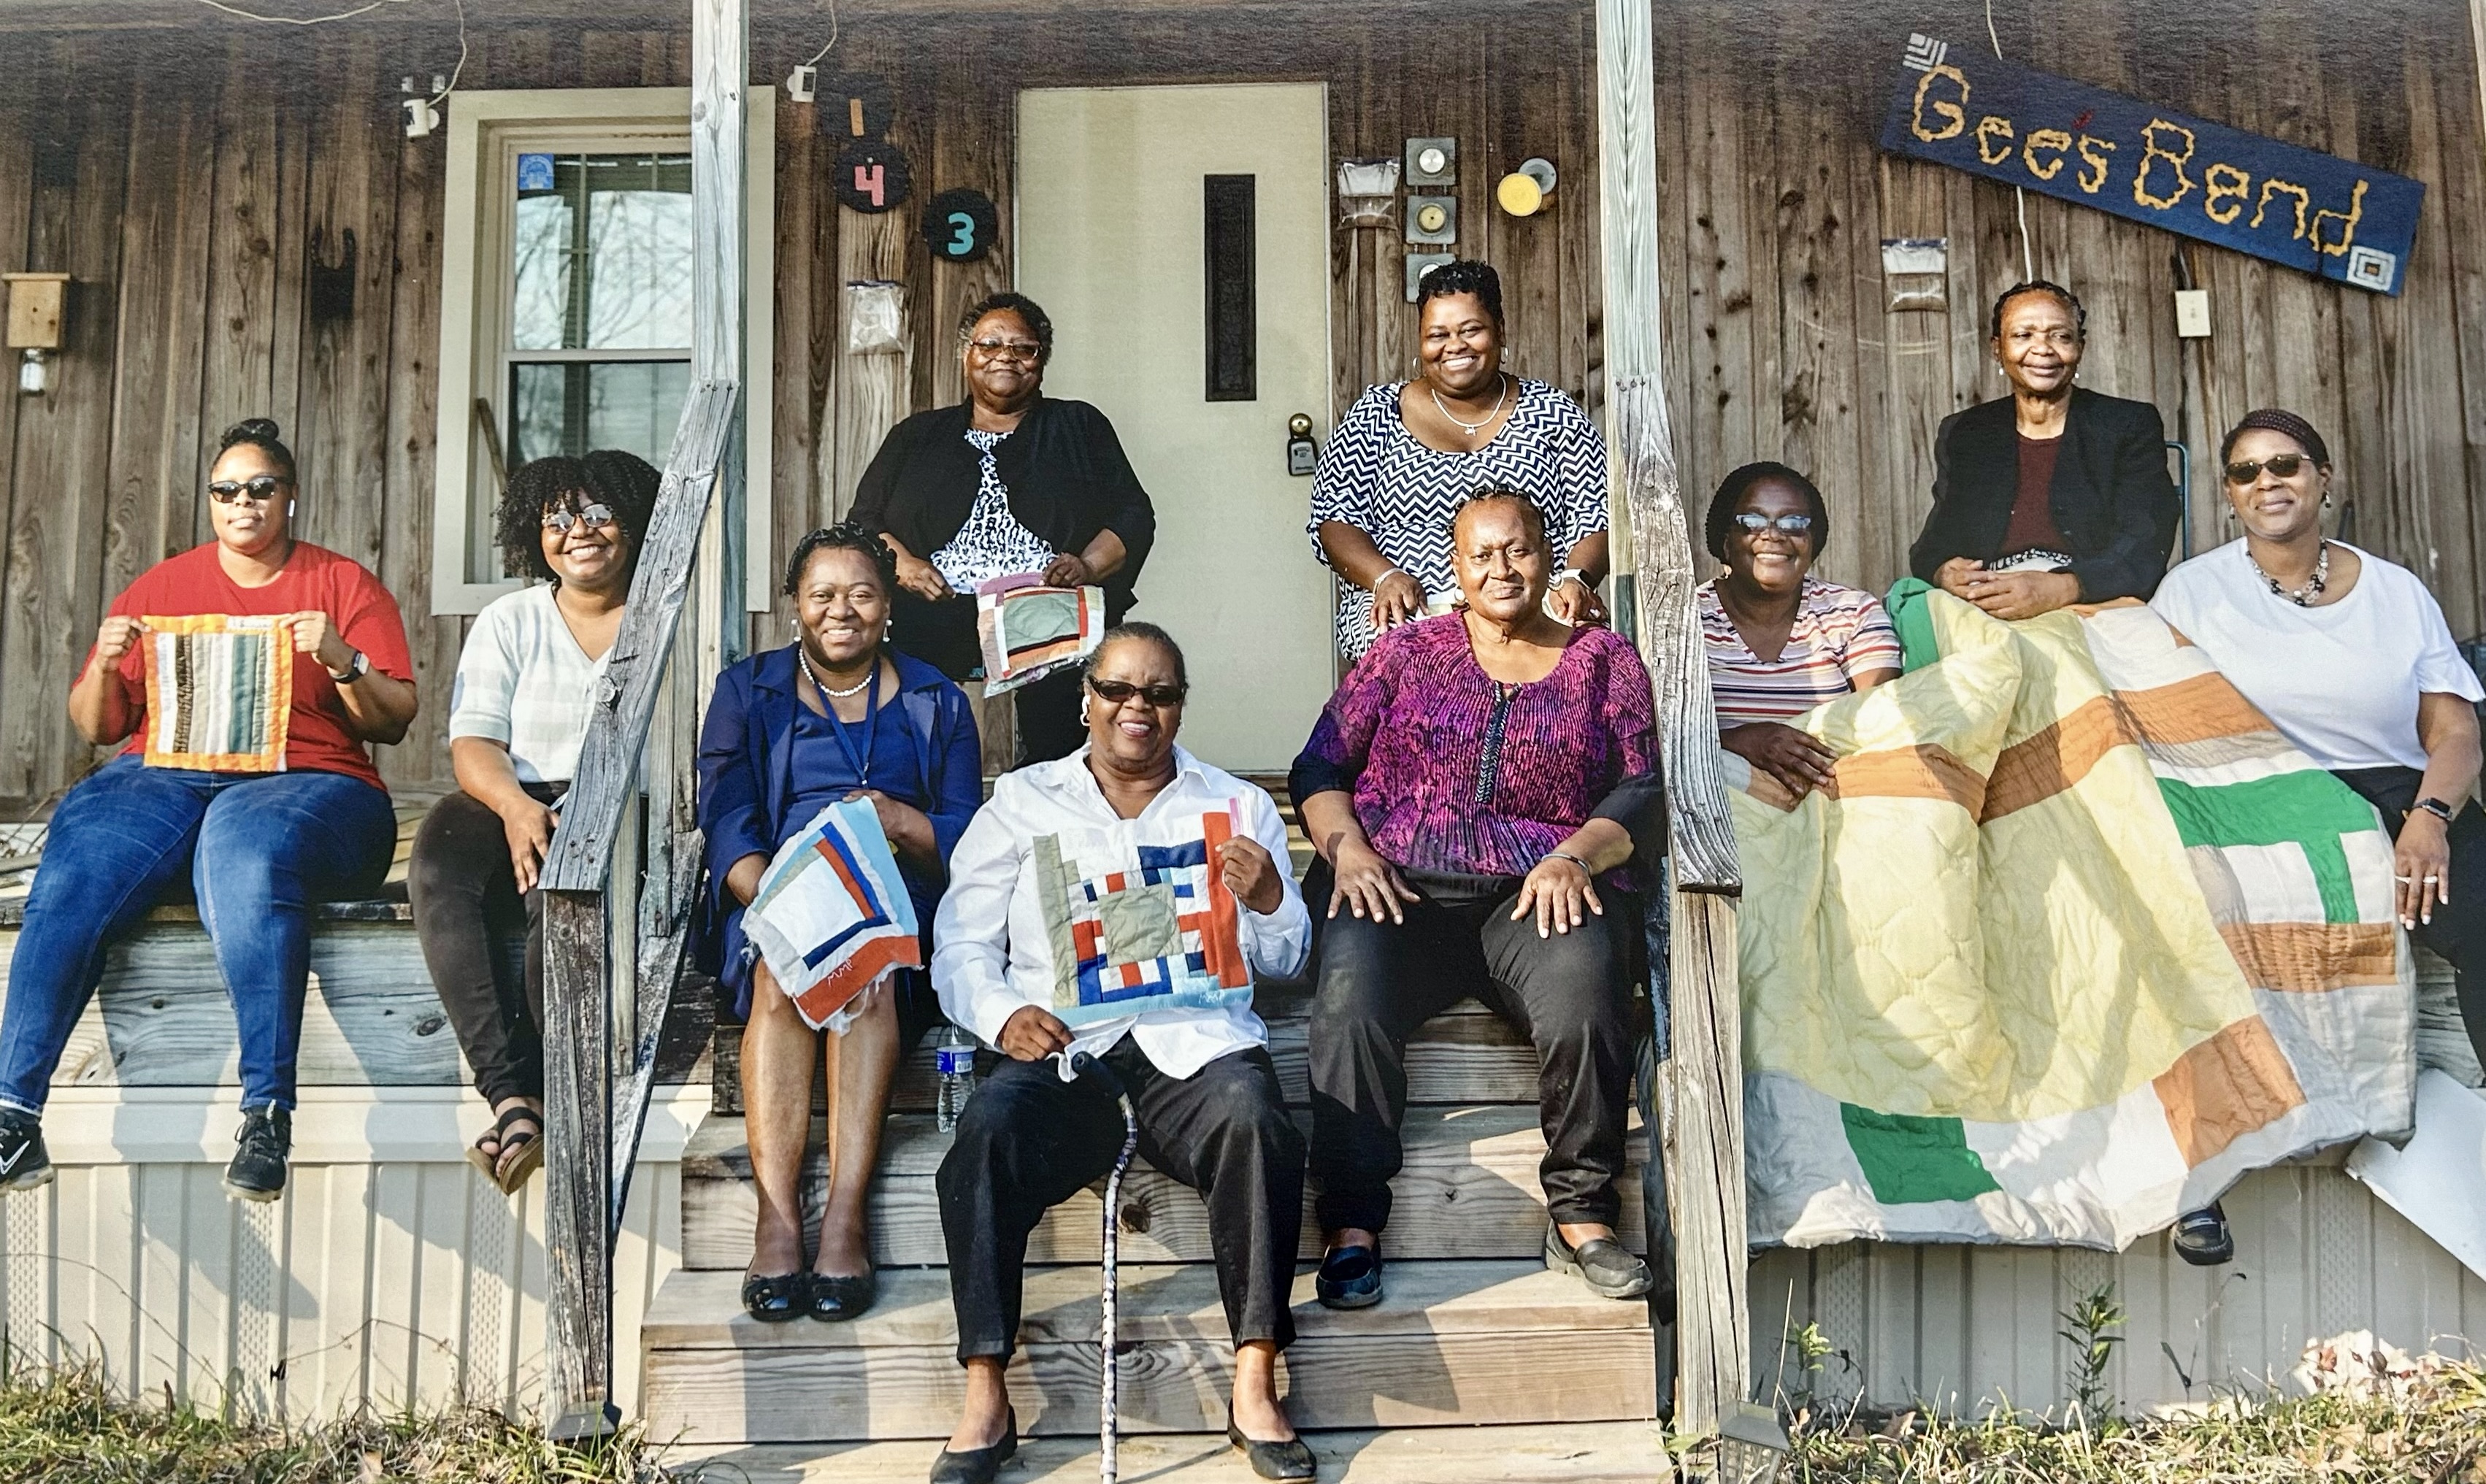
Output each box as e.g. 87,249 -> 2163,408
937,1039 -> 1304,1363
1307,864 -> 1637,1233
2336,766 -> 2486,1070
407,785 -> 561,1107
888,589 -> 1089,769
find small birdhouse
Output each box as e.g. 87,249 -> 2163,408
4,273 -> 69,350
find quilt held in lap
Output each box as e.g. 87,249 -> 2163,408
1735,585 -> 2414,1249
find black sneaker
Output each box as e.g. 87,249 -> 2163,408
224,1107 -> 291,1202
0,1108 -> 53,1193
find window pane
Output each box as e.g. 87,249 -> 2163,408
508,361 -> 691,466
510,153 -> 694,352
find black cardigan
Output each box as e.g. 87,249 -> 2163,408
1907,387 -> 2182,602
848,396 -> 1156,614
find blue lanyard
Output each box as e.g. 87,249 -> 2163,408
803,654 -> 883,787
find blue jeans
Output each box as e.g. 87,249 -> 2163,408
0,756 -> 395,1115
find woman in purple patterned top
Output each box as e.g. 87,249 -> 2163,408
1289,488 -> 1662,1310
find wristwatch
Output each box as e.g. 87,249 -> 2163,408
326,649 -> 370,685
2413,796 -> 2456,826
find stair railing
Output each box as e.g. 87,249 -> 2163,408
537,0 -> 748,1440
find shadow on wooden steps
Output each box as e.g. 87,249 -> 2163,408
659,1420 -> 1673,1481
640,1262 -> 1657,1442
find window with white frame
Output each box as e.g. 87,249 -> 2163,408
434,88 -> 773,614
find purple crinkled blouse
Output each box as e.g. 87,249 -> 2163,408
1289,614 -> 1664,883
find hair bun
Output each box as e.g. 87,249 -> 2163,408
222,418 -> 283,447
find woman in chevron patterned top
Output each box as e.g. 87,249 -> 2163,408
1308,258 -> 1611,661
0,419 -> 418,1207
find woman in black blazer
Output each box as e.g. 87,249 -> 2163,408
1908,280 -> 2181,620
848,291 -> 1156,765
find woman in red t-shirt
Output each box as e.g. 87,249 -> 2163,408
0,419 -> 417,1205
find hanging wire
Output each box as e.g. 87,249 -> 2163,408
1985,0 -> 2037,282
799,0 -> 841,70
194,0 -> 464,109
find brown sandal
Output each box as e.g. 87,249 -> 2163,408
467,1104 -> 544,1194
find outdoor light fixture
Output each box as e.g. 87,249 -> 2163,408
1712,1402 -> 1791,1484
4,272 -> 68,396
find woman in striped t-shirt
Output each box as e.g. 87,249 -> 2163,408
1697,463 -> 1903,798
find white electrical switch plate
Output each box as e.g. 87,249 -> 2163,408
2174,289 -> 2211,339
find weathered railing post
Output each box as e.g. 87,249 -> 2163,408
1595,0 -> 1753,1440
537,0 -> 746,1439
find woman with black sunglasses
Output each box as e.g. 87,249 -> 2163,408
2151,408 -> 2486,1263
1700,462 -> 1903,799
0,419 -> 417,1207
405,450 -> 659,1193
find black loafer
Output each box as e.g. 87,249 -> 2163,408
808,1269 -> 877,1322
1545,1226 -> 1654,1301
1315,1243 -> 1382,1310
741,1270 -> 807,1323
2173,1202 -> 2234,1267
929,1407 -> 1016,1484
1227,1410 -> 1317,1482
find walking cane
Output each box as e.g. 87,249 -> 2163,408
1068,1050 -> 1140,1484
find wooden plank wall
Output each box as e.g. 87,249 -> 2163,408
1651,0 -> 2486,631
1,0 -> 2480,816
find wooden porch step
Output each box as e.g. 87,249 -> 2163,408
709,998 -> 1546,1116
680,1104 -> 1646,1270
639,1260 -> 1657,1444
661,1420 -> 1672,1482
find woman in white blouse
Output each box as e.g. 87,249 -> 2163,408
407,451 -> 656,1192
2152,407 -> 2485,1264
926,623 -> 1316,1484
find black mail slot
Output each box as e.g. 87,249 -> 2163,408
1204,174 -> 1257,402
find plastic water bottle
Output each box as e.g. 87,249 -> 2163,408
935,1023 -> 978,1133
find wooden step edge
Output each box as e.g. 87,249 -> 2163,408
641,1259 -> 1660,1350
656,1421 -> 1674,1483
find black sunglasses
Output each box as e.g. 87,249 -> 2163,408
208,476 -> 290,504
2225,453 -> 2310,485
1087,677 -> 1187,708
1732,512 -> 1814,537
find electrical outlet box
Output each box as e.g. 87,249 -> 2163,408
1405,195 -> 1457,246
1404,137 -> 1457,187
2174,288 -> 2211,339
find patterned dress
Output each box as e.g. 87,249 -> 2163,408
929,428 -> 1057,593
1307,379 -> 1610,660
1697,577 -> 1903,730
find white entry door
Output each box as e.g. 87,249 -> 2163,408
1017,83 -> 1334,774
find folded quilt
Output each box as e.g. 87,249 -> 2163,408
745,796 -> 923,1032
1735,585 -> 2414,1249
976,574 -> 1105,695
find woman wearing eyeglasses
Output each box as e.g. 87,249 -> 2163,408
1294,488 -> 1662,1310
927,622 -> 1313,1484
2150,409 -> 2486,1263
0,419 -> 417,1205
1908,280 -> 2182,620
405,451 -> 659,1193
848,291 -> 1156,766
1700,463 -> 1902,799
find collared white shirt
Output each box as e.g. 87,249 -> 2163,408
931,745 -> 1311,1079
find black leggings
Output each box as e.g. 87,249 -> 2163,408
1306,863 -> 1638,1233
407,785 -> 561,1107
2336,766 -> 2486,1071
887,589 -> 1091,769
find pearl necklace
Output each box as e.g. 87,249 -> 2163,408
799,647 -> 874,699
1430,373 -> 1509,439
2248,539 -> 2330,608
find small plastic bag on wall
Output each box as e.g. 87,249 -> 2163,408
845,280 -> 906,354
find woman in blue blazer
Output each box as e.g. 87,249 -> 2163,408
698,523 -> 983,1323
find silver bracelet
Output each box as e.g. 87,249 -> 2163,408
1546,850 -> 1595,877
1372,566 -> 1407,591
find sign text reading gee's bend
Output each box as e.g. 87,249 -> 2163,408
1879,36 -> 2423,295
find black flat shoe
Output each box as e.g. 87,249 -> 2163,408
1227,1410 -> 1317,1482
1545,1226 -> 1654,1301
929,1407 -> 1016,1484
2173,1202 -> 2234,1267
741,1270 -> 807,1323
808,1269 -> 877,1321
1315,1242 -> 1382,1310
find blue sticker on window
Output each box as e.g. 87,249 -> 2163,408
517,153 -> 556,193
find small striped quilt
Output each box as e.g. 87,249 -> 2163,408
140,614 -> 294,772
975,575 -> 1103,696
744,796 -> 923,1033
1735,584 -> 2414,1250
1034,804 -> 1252,1027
